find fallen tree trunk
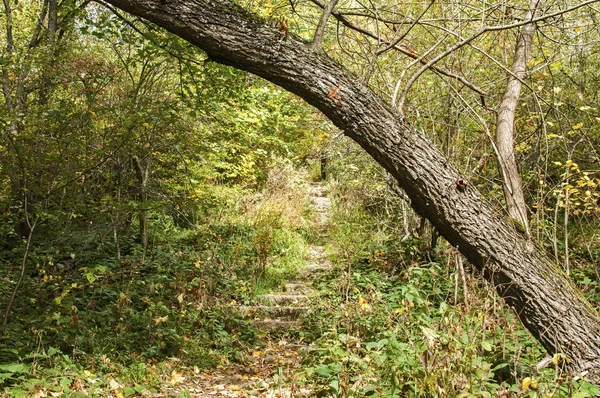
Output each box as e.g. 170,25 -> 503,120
103,0 -> 600,380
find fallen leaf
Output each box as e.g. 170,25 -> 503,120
34,389 -> 47,398
170,370 -> 185,384
109,379 -> 120,390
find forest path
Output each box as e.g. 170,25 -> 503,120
162,182 -> 332,397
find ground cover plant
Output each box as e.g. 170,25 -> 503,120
2,0 -> 600,396
297,152 -> 600,397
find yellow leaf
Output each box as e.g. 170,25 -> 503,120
358,296 -> 372,312
153,315 -> 168,325
572,122 -> 583,130
552,353 -> 563,365
522,376 -> 532,391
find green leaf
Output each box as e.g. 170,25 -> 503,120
123,387 -> 137,396
60,377 -> 72,389
572,392 -> 593,398
0,363 -> 29,373
85,272 -> 97,284
47,347 -> 60,356
481,340 -> 493,351
329,379 -> 339,393
95,265 -> 108,274
315,365 -> 333,376
10,388 -> 28,398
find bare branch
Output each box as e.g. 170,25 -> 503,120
397,0 -> 600,109
376,0 -> 435,56
307,0 -> 487,96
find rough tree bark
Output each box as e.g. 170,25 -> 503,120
495,0 -> 542,238
102,0 -> 600,381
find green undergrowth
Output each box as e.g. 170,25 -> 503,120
0,164 -> 313,397
296,176 -> 600,398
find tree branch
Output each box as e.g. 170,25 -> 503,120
306,0 -> 487,97
397,0 -> 600,109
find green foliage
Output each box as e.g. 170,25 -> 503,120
297,173 -> 600,396
0,159 -> 312,394
0,3 -> 319,394
2,0 -> 600,395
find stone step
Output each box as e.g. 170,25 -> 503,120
298,263 -> 332,279
253,319 -> 302,331
309,184 -> 328,198
285,283 -> 311,294
314,199 -> 331,222
307,245 -> 327,258
259,294 -> 309,305
234,305 -> 309,320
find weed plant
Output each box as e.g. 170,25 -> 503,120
0,162 -> 312,396
298,172 -> 600,397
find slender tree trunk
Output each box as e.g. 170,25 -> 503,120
495,0 -> 541,237
320,155 -> 327,180
312,0 -> 339,50
133,156 -> 150,249
3,216 -> 37,325
103,0 -> 600,381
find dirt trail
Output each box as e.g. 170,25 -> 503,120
163,182 -> 331,397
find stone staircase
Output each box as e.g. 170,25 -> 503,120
232,182 -> 331,333
165,182 -> 333,397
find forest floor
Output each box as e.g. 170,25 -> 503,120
162,183 -> 331,397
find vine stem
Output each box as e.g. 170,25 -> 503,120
3,216 -> 38,326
